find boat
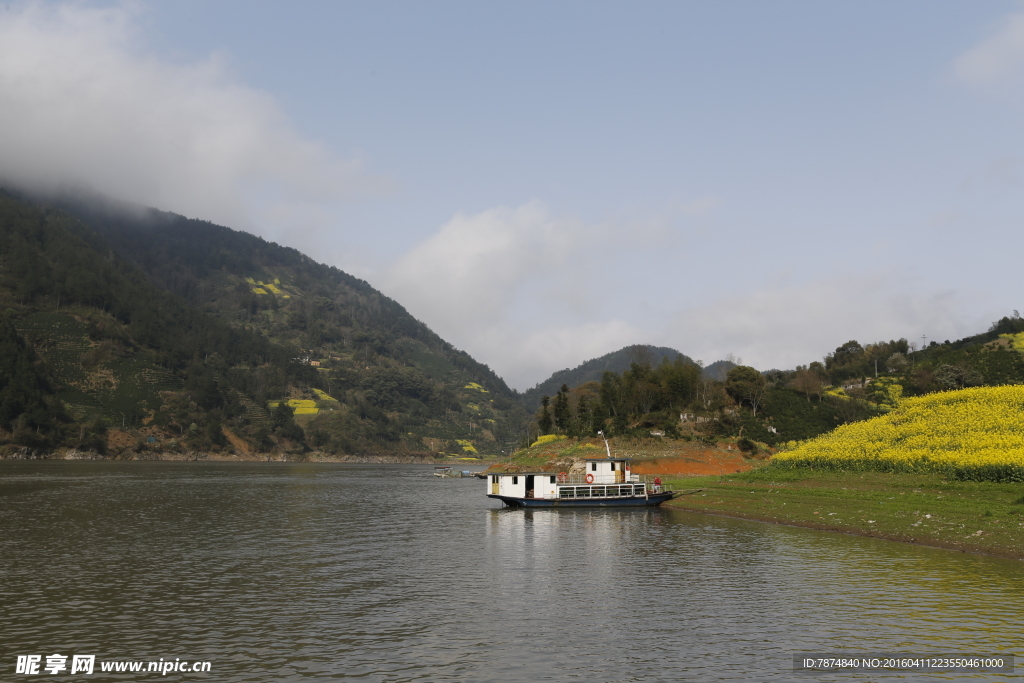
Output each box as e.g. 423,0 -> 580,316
486,457 -> 680,507
433,466 -> 460,478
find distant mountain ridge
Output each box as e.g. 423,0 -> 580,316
701,359 -> 738,382
521,346 -> 740,410
521,345 -> 694,410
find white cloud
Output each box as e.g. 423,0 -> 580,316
0,1 -> 386,237
954,11 -> 1024,92
390,224 -> 990,388
381,200 -> 713,389
477,319 -> 645,392
384,201 -> 584,331
662,275 -> 985,372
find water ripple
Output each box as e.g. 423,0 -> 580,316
1,461 -> 1021,681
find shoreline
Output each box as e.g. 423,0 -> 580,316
663,470 -> 1024,561
665,499 -> 1024,561
0,447 -> 495,466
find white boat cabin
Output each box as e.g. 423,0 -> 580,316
488,458 -> 648,500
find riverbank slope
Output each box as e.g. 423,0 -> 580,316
483,435 -> 763,476
1,445 -> 493,465
664,468 -> 1024,560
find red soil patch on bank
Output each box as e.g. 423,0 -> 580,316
631,450 -> 757,476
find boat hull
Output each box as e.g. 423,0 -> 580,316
488,492 -> 677,508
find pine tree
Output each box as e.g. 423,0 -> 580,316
538,396 -> 553,435
553,384 -> 570,432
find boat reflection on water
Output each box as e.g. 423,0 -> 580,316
484,504 -> 672,589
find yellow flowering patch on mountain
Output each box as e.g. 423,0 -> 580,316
531,434 -> 566,447
312,388 -> 337,402
251,287 -> 268,295
456,439 -> 478,454
463,382 -> 489,393
265,283 -> 282,295
245,277 -> 256,284
1000,332 -> 1024,352
267,399 -> 319,415
773,385 -> 1024,481
867,376 -> 903,410
288,399 -> 317,414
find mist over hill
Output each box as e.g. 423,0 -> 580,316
0,189 -> 528,458
701,359 -> 738,382
7,185 -> 1022,462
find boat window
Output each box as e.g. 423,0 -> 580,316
550,476 -> 556,484
591,463 -> 597,471
512,476 -> 518,485
611,462 -> 616,471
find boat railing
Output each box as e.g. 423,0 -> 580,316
558,473 -> 630,485
556,472 -> 670,489
543,481 -> 673,499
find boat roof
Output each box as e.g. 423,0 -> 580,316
581,457 -> 632,462
487,465 -> 632,476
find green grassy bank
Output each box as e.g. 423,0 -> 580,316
664,467 -> 1024,560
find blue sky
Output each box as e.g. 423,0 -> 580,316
2,1 -> 1023,389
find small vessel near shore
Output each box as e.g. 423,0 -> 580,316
434,467 -> 481,478
486,457 -> 679,507
433,466 -> 463,478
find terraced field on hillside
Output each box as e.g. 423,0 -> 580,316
16,311 -> 183,424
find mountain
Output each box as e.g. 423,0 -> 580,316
0,189 -> 527,458
701,359 -> 737,382
521,345 -> 696,410
520,345 -> 739,410
513,316 -> 1024,450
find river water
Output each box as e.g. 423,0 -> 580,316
1,461 -> 1021,682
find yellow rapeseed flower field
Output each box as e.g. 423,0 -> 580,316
1000,331 -> 1024,352
287,399 -> 318,415
312,388 -> 336,402
267,399 -> 319,415
773,385 -> 1024,481
456,439 -> 478,454
531,434 -> 566,447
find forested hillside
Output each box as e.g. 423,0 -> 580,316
526,319 -> 1024,451
7,187 -> 1023,461
0,190 -> 527,458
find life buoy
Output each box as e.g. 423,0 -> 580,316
585,473 -> 595,484
557,472 -> 568,483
